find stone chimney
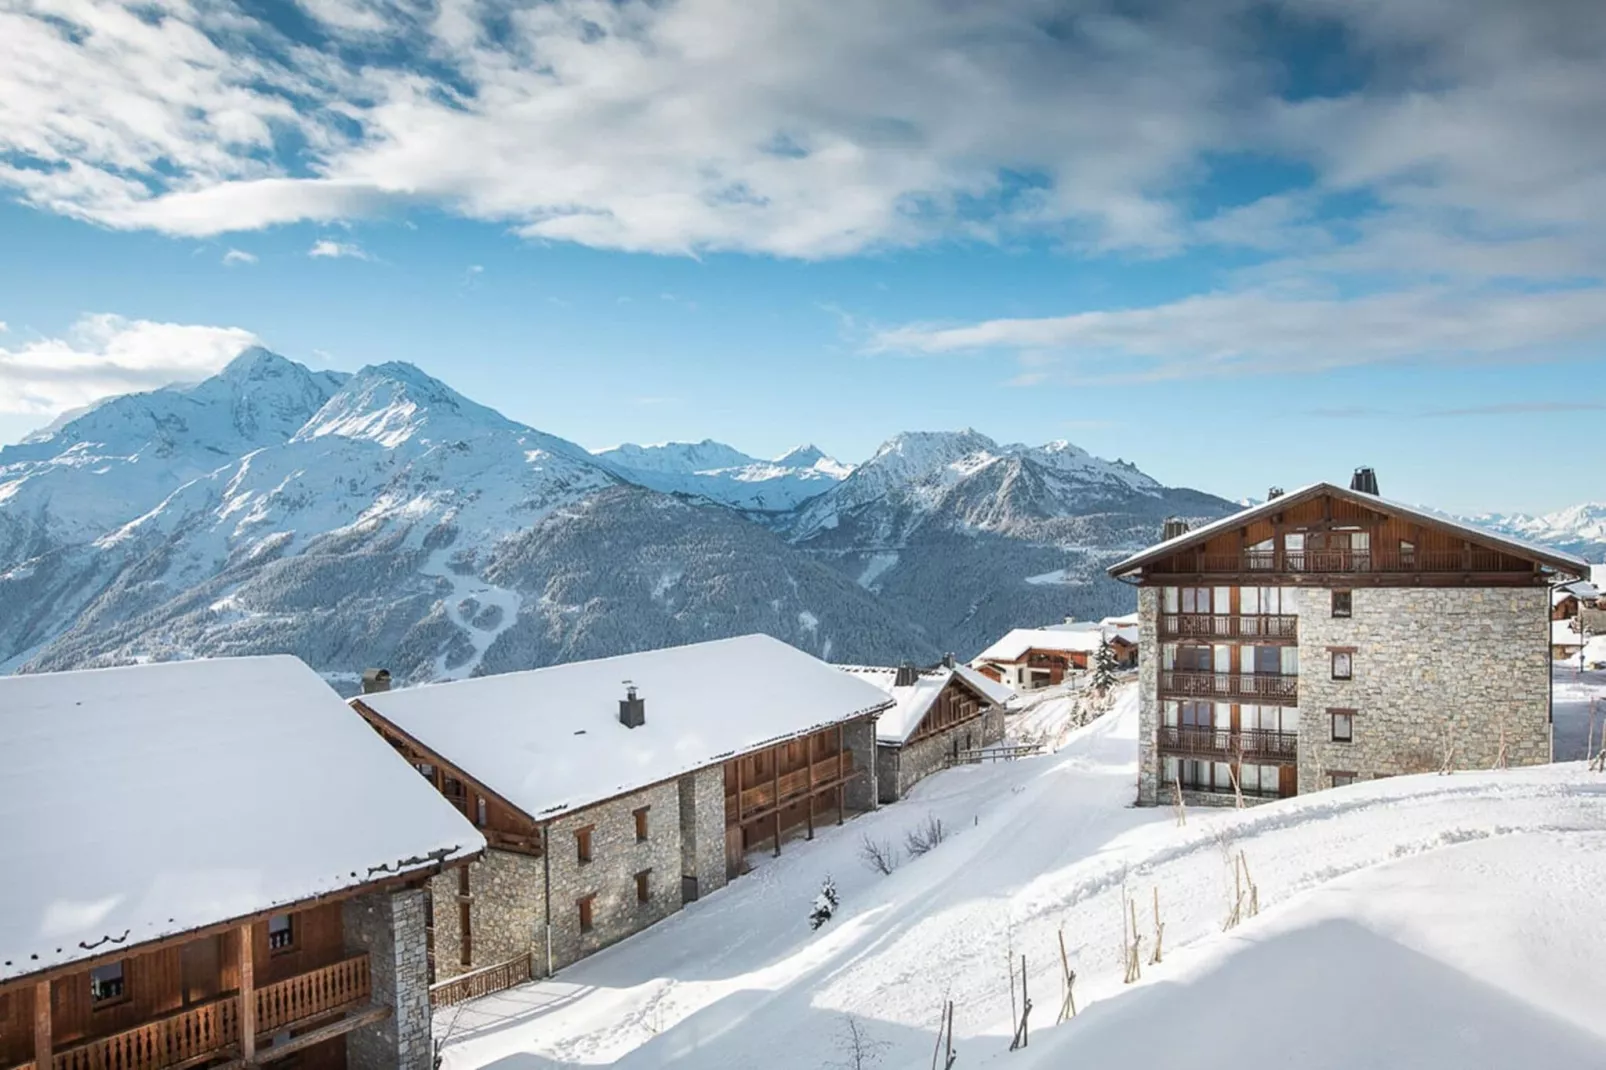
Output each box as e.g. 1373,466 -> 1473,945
941,652 -> 956,669
360,668 -> 391,694
1350,467 -> 1379,496
893,662 -> 919,688
619,682 -> 646,729
1161,517 -> 1189,540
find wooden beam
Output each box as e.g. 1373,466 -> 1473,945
837,725 -> 846,826
805,736 -> 815,841
34,980 -> 51,1070
771,750 -> 782,858
238,925 -> 256,1065
214,1005 -> 391,1070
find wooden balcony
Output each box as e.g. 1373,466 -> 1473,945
726,753 -> 853,825
1154,548 -> 1512,577
1157,725 -> 1299,763
50,955 -> 373,1070
1158,614 -> 1297,641
429,952 -> 533,1009
1160,670 -> 1298,704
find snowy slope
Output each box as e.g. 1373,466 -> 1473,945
431,683 -> 1606,1070
594,439 -> 852,512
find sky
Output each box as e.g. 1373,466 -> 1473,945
0,0 -> 1602,516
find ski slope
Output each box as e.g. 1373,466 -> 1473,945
435,684 -> 1606,1069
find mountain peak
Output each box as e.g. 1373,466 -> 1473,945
594,440 -> 760,475
215,345 -> 293,382
295,361 -> 520,448
774,444 -> 825,466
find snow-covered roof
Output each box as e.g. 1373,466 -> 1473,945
838,664 -> 1015,744
976,627 -> 1134,663
1552,619 -> 1589,648
355,635 -> 894,820
0,655 -> 484,984
1107,482 -> 1590,578
1554,579 -> 1599,603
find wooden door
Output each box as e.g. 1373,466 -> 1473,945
181,935 -> 221,1006
1279,765 -> 1299,798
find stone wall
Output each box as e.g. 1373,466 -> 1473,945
1136,586 -> 1161,805
677,766 -> 729,901
343,886 -> 432,1070
1296,585 -> 1551,791
842,715 -> 880,812
877,706 -> 1007,803
429,849 -> 546,982
545,780 -> 683,971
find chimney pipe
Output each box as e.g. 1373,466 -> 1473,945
941,652 -> 955,669
360,668 -> 392,694
1267,486 -> 1284,501
1161,517 -> 1189,541
1350,467 -> 1379,496
619,681 -> 645,729
894,662 -> 919,688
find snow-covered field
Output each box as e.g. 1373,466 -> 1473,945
435,684 -> 1606,1069
1554,664 -> 1606,760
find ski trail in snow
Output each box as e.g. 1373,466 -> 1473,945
420,548 -> 522,680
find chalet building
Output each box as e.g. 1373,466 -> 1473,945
349,635 -> 891,991
0,657 -> 484,1070
840,660 -> 1015,803
972,626 -> 1137,690
1108,471 -> 1588,806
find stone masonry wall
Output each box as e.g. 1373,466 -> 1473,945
545,780 -> 683,971
678,766 -> 729,901
1136,586 -> 1161,805
878,706 -> 1008,803
429,849 -> 546,982
343,886 -> 431,1070
842,715 -> 880,812
1297,586 -> 1551,792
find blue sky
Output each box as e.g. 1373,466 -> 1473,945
1,0 -> 1602,515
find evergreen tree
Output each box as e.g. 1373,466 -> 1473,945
809,875 -> 840,930
1092,635 -> 1117,693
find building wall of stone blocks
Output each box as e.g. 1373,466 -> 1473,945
1295,585 -> 1551,791
877,706 -> 1007,803
429,849 -> 546,982
1136,586 -> 1162,805
343,886 -> 432,1070
544,780 -> 684,971
841,715 -> 880,812
678,766 -> 729,901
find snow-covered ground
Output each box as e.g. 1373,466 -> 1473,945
433,683 -> 1606,1069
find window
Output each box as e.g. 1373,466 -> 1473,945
1331,590 -> 1352,618
90,962 -> 127,1006
633,806 -> 650,843
1331,651 -> 1353,680
1330,710 -> 1354,743
576,825 -> 594,865
459,900 -> 472,966
1399,539 -> 1417,568
578,895 -> 596,934
636,869 -> 652,905
476,796 -> 488,827
268,913 -> 295,952
1330,772 -> 1357,788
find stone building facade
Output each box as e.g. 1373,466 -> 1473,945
343,887 -> 433,1070
876,705 -> 1007,804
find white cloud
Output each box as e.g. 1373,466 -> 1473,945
0,314 -> 260,416
222,248 -> 257,265
872,287 -> 1606,380
308,239 -> 369,260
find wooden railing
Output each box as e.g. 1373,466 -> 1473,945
1154,549 -> 1513,576
50,956 -> 370,1070
1159,614 -> 1297,640
1160,671 -> 1298,703
1157,725 -> 1299,762
726,754 -> 853,823
429,952 -> 533,1008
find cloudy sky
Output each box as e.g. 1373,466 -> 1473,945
1,0 -> 1602,513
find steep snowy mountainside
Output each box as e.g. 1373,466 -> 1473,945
594,439 -> 852,512
1461,502 -> 1606,562
0,348 -> 346,567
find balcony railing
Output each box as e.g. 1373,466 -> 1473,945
1159,614 -> 1298,640
1157,725 -> 1299,763
430,952 -> 533,1008
1155,549 -> 1513,576
51,955 -> 371,1070
726,753 -> 853,824
1160,670 -> 1299,703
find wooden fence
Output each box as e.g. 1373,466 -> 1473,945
429,952 -> 534,1008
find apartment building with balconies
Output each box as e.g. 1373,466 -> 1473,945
1108,471 -> 1588,806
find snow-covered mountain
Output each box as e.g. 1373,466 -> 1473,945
594,439 -> 851,512
1461,503 -> 1606,562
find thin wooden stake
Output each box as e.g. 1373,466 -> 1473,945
1056,928 -> 1077,1023
1150,886 -> 1165,965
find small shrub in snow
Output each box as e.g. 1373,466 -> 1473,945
904,813 -> 947,857
809,875 -> 840,930
858,834 -> 899,875
829,1014 -> 889,1069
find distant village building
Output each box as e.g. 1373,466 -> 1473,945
972,625 -> 1137,690
0,657 -> 484,1070
349,635 -> 891,992
840,660 -> 1015,802
1107,472 -> 1588,807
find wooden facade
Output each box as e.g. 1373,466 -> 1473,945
722,723 -> 858,874
0,903 -> 384,1070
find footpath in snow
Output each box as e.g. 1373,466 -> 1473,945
435,684 -> 1606,1070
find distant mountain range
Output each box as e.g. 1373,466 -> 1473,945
2,348 -> 1594,689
